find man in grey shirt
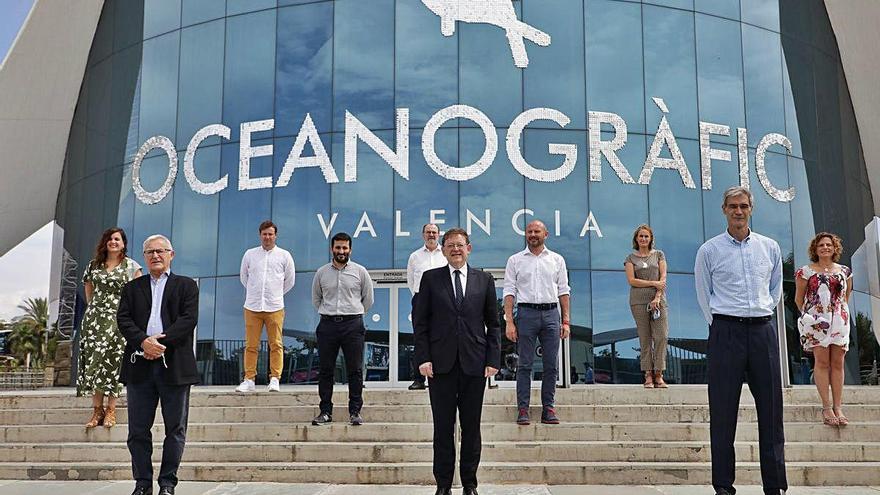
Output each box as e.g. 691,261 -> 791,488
311,232 -> 374,426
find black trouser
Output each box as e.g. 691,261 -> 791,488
126,360 -> 191,489
428,359 -> 486,490
317,316 -> 365,415
410,293 -> 425,384
708,316 -> 787,494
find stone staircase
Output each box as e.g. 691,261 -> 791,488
1,385 -> 880,485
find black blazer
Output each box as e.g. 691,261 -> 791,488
413,265 -> 501,377
117,272 -> 200,386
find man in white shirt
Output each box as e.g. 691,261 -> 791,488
405,223 -> 444,390
236,220 -> 296,393
503,220 -> 571,425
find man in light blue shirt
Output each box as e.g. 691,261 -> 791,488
694,186 -> 787,495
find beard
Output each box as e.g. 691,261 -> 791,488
334,253 -> 350,264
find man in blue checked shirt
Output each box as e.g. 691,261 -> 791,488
694,186 -> 787,495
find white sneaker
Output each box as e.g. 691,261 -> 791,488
235,379 -> 255,393
267,377 -> 280,392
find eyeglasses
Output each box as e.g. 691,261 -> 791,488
444,243 -> 468,249
144,248 -> 172,256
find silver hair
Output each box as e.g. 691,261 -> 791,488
721,186 -> 754,208
142,234 -> 173,252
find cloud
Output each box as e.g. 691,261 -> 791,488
0,222 -> 52,321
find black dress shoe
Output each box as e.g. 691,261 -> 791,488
408,380 -> 426,390
433,487 -> 451,495
463,487 -> 478,495
350,412 -> 364,425
714,489 -> 734,495
158,487 -> 174,495
131,487 -> 152,495
311,411 -> 332,425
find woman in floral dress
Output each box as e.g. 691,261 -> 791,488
795,232 -> 853,426
78,227 -> 141,428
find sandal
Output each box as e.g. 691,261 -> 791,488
822,407 -> 839,427
654,372 -> 668,389
103,406 -> 117,428
834,407 -> 849,426
85,406 -> 105,428
643,372 -> 654,388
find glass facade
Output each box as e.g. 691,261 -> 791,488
58,0 -> 877,386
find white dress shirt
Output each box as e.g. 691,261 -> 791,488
147,271 -> 169,336
407,245 -> 447,295
240,245 -> 296,312
448,264 -> 468,299
503,246 -> 571,303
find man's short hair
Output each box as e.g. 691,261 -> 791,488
143,234 -> 173,252
331,232 -> 352,248
441,227 -> 469,246
722,186 -> 754,208
259,220 -> 277,234
422,223 -> 439,233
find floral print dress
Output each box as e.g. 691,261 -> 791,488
77,257 -> 141,397
796,264 -> 852,351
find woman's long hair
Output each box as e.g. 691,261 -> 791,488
93,227 -> 128,269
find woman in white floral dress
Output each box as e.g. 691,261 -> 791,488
78,228 -> 141,428
795,232 -> 853,426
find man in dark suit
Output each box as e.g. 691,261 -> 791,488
414,227 -> 501,495
117,234 -> 199,495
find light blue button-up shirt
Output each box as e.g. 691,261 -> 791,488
146,271 -> 170,336
694,230 -> 782,324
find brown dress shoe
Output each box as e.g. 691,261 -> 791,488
86,406 -> 105,428
104,406 -> 117,428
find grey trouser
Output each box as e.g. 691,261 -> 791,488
630,302 -> 668,371
515,306 -> 560,409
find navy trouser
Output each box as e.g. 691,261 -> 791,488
708,317 -> 787,494
515,306 -> 560,409
126,360 -> 191,489
410,293 -> 425,384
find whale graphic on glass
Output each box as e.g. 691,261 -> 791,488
421,0 -> 551,68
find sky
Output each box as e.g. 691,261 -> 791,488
0,0 -> 45,321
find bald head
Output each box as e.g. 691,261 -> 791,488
525,220 -> 549,250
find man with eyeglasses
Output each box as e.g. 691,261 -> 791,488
117,234 -> 199,495
413,227 -> 501,495
405,223 -> 444,390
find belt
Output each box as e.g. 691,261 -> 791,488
713,313 -> 772,324
517,302 -> 557,310
320,314 -> 362,322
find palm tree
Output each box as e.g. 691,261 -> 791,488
8,297 -> 49,370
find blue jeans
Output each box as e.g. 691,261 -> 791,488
515,306 -> 560,409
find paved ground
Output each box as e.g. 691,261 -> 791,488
1,483 -> 880,495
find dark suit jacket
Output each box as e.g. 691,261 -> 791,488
413,265 -> 501,377
117,272 -> 200,386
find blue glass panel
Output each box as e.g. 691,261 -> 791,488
130,153 -> 175,260
171,147 -> 219,278
214,276 -> 246,341
216,140 -> 274,276
282,271 -> 321,337
139,31 -> 180,145
700,142 -> 738,238
395,0 -> 457,129
89,2 -> 115,65
117,165 -> 135,236
588,134 -> 648,270
276,3 -> 333,137
459,128 -> 524,269
781,41 -> 814,160
590,270 -> 640,384
114,1 -> 145,51
143,0 -> 181,39
643,5 -> 698,140
523,129 -> 589,270
695,14 -> 744,145
647,138 -> 703,273
393,129 -> 458,268
741,0 -> 780,32
333,0 -> 394,131
697,0 -> 739,19
742,25 -> 785,147
103,166 -> 125,229
331,131 -> 394,268
227,0 -> 276,16
748,150 -> 793,262
272,135 -> 333,271
196,277 -> 216,340
81,172 -> 107,257
223,10 -> 276,139
787,157 -> 815,270
178,19 -> 225,147
523,0 -> 585,129
182,0 -> 225,27
585,0 -> 645,133
109,45 -> 142,163
459,1 -> 522,128
86,59 -> 112,176
643,0 -> 693,11
665,273 -> 708,383
569,270 -> 593,383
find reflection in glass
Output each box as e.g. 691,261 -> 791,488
178,20 -> 225,147
139,32 -> 180,144
223,10 -> 276,139
364,287 -> 391,382
696,14 -> 744,145
590,271 -> 640,384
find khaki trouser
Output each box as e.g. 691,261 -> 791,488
630,302 -> 668,371
243,308 -> 285,380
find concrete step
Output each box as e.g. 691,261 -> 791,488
4,385 -> 880,409
4,440 -> 880,463
0,403 -> 875,426
2,461 -> 879,485
1,422 -> 876,443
